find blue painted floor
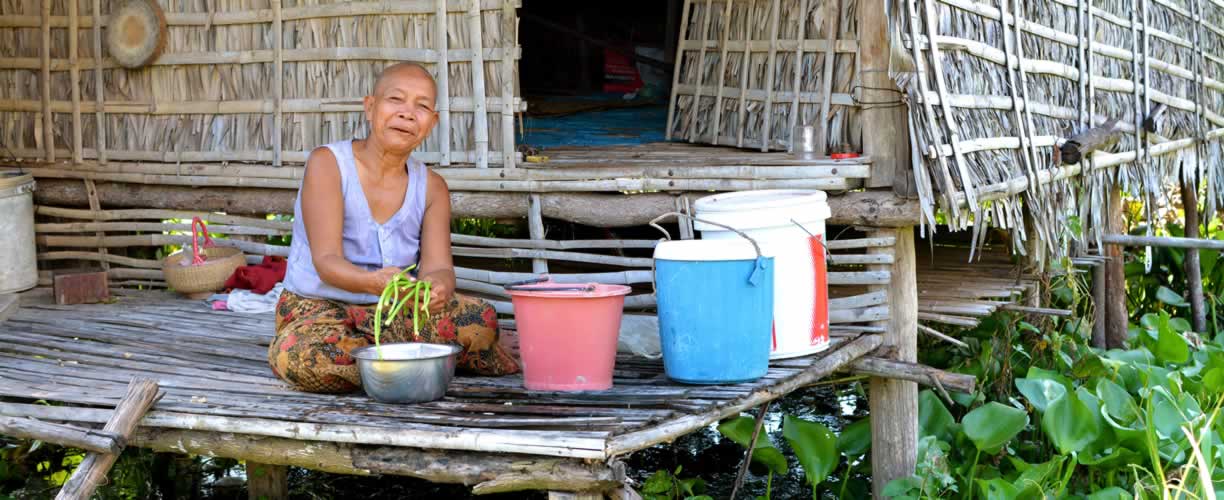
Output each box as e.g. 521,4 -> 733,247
518,94 -> 668,148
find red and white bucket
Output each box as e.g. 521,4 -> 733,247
693,190 -> 831,359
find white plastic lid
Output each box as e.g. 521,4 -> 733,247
653,239 -> 761,262
692,189 -> 830,232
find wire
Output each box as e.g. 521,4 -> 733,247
851,85 -> 907,110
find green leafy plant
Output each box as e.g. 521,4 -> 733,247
639,466 -> 711,500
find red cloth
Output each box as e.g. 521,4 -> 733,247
223,256 -> 287,294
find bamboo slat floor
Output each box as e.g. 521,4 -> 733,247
0,292 -> 882,462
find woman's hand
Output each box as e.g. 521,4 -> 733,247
421,274 -> 453,314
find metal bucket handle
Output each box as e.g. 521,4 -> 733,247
648,212 -> 770,290
503,275 -> 597,292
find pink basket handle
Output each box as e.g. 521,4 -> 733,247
189,217 -> 215,265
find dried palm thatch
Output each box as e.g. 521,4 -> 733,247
0,0 -> 524,167
896,0 -> 1224,263
666,0 -> 863,154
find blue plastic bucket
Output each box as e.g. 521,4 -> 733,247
653,238 -> 774,384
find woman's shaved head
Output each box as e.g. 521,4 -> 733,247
373,62 -> 437,99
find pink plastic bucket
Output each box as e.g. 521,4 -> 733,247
506,279 -> 630,391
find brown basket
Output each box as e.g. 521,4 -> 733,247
162,218 -> 246,299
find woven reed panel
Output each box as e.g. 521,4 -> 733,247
666,0 -> 863,154
0,0 -> 524,166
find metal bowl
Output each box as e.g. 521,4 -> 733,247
351,342 -> 462,403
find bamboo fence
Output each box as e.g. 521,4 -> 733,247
666,0 -> 863,154
30,205 -> 902,332
0,0 -> 525,168
898,0 -> 1224,260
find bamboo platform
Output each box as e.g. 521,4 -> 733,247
0,292 -> 884,493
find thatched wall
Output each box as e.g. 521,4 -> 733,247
899,0 -> 1224,257
666,0 -> 864,154
0,0 -> 524,167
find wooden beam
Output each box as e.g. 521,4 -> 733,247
1101,233 -> 1224,251
858,0 -> 909,188
0,416 -> 122,455
32,180 -> 922,227
354,446 -> 626,494
246,462 -> 287,500
1104,190 -> 1128,349
868,227 -> 918,497
56,378 -> 160,500
848,356 -> 975,393
1183,176 -> 1207,333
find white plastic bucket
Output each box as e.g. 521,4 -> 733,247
693,190 -> 831,359
0,172 -> 37,294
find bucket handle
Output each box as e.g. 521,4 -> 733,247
648,212 -> 770,291
648,212 -> 764,260
503,275 -> 597,292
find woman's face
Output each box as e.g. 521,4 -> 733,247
364,66 -> 439,154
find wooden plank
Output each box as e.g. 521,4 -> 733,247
528,194 -> 547,273
815,0 -> 839,155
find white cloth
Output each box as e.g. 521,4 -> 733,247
217,283 -> 285,314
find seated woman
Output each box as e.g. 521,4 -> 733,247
269,62 -> 520,394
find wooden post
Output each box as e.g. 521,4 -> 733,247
246,462 -> 288,500
528,194 -> 548,274
1092,262 -> 1106,348
56,378 -> 160,500
1182,175 -> 1207,333
1104,189 -> 1128,349
92,0 -> 106,163
500,0 -> 516,169
858,0 -> 907,188
868,227 -> 918,497
272,0 -> 283,167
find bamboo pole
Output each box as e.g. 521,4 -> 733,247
55,379 -> 160,500
0,416 -> 123,455
665,0 -> 693,141
759,0 -> 781,151
500,0 -> 515,169
787,0 -> 808,151
41,0 -> 54,162
687,0 -> 715,142
997,0 -> 1034,192
905,0 -> 955,207
815,0 -> 839,155
527,194 -> 547,273
605,334 -> 883,457
1101,234 -> 1224,251
922,0 -> 974,206
83,179 -> 109,271
469,0 -> 489,168
436,0 -> 452,165
91,0 -> 104,163
711,0 -> 735,148
69,0 -> 82,164
273,0 -> 283,167
735,0 -> 753,148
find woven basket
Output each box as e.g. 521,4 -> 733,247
162,217 -> 246,299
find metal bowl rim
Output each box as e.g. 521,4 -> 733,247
351,342 -> 462,361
